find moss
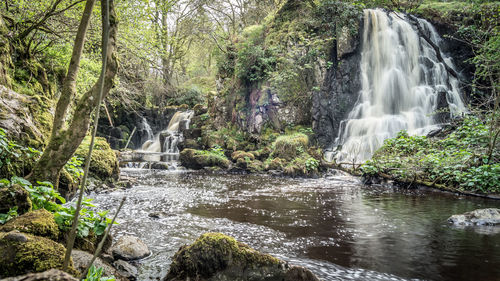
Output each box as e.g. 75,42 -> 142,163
0,231 -> 77,277
0,209 -> 59,240
75,136 -> 119,180
248,160 -> 264,173
180,149 -> 231,170
231,151 -> 255,161
271,133 -> 309,161
59,229 -> 112,254
265,157 -> 287,171
165,233 -> 280,280
0,184 -> 32,215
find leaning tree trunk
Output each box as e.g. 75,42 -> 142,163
28,0 -> 118,190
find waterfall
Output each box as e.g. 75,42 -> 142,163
141,111 -> 194,153
331,9 -> 466,164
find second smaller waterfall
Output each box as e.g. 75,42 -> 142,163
141,111 -> 194,153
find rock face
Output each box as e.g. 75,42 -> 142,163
0,209 -> 59,240
0,231 -> 76,278
0,184 -> 32,215
164,233 -> 319,281
110,235 -> 151,261
448,208 -> 500,226
312,26 -> 362,148
0,85 -> 49,144
1,269 -> 78,281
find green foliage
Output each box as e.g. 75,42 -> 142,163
305,157 -> 320,171
235,36 -> 277,85
0,207 -> 18,224
84,265 -> 116,281
362,115 -> 500,193
64,156 -> 84,183
1,177 -> 112,238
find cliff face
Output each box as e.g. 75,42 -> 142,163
312,21 -> 362,148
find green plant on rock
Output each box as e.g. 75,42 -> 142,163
84,265 -> 116,281
0,207 -> 18,224
305,158 -> 320,171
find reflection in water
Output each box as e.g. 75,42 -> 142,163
88,170 -> 500,281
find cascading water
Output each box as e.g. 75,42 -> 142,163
141,111 -> 194,153
331,9 -> 466,163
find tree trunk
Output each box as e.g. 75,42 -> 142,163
28,0 -> 118,190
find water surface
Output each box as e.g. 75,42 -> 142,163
89,169 -> 500,281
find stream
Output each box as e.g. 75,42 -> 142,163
88,167 -> 500,281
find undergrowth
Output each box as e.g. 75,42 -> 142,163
362,115 -> 499,193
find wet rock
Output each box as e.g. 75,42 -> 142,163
0,209 -> 59,240
0,184 -> 32,215
111,235 -> 150,261
180,149 -> 230,170
0,231 -> 77,277
150,162 -> 170,170
148,211 -> 169,219
448,208 -> 500,226
1,269 -> 78,281
164,232 -> 319,281
113,259 -> 138,280
71,250 -> 125,280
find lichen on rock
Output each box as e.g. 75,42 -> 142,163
75,136 -> 119,181
0,209 -> 59,240
164,232 -> 319,281
0,231 -> 77,278
180,149 -> 230,170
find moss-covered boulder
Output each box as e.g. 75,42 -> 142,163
0,231 -> 77,278
164,233 -> 319,281
270,133 -> 309,161
75,136 -> 119,181
231,151 -> 255,161
0,184 -> 32,215
1,269 -> 78,281
180,149 -> 230,170
0,209 -> 58,240
59,229 -> 112,254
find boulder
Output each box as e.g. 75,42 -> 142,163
113,259 -> 138,280
1,269 -> 78,281
110,235 -> 150,261
71,250 -> 125,280
0,184 -> 32,215
180,149 -> 230,170
0,231 -> 77,278
75,136 -> 119,181
0,209 -> 59,240
448,208 -> 500,226
164,233 -> 319,281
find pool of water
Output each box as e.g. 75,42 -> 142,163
88,168 -> 500,281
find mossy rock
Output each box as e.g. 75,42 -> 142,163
271,133 -> 309,161
0,209 -> 58,240
0,231 -> 77,278
248,160 -> 264,173
180,149 -> 230,170
165,233 -> 281,281
231,151 -> 255,161
75,137 -> 119,181
265,158 -> 287,171
59,229 -> 112,255
0,184 -> 32,215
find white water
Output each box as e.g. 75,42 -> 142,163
332,9 -> 466,163
141,111 -> 194,153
